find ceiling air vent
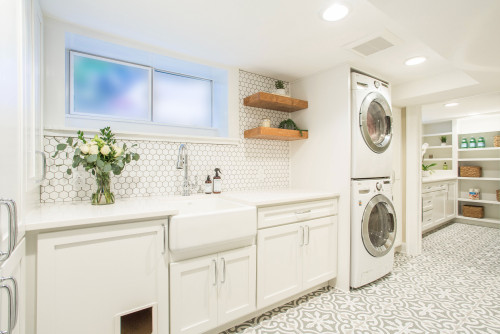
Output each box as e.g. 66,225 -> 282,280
351,37 -> 394,56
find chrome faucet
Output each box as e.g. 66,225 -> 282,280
176,143 -> 190,196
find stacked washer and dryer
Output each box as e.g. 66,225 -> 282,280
350,72 -> 397,288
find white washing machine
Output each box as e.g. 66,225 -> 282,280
351,72 -> 393,179
351,178 -> 397,288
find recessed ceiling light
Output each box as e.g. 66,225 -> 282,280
322,4 -> 349,22
405,56 -> 426,66
444,102 -> 459,107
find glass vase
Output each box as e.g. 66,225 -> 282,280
92,170 -> 115,205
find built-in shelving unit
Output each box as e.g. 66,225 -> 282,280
457,128 -> 500,226
422,121 -> 454,172
244,127 -> 308,141
458,177 -> 500,181
243,92 -> 308,112
243,92 -> 309,141
422,131 -> 452,137
458,198 -> 500,205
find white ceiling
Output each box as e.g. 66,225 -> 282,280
40,0 -> 500,110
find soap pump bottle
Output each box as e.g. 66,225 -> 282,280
204,175 -> 212,194
213,168 -> 222,194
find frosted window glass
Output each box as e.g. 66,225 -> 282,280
71,53 -> 151,120
153,71 -> 212,128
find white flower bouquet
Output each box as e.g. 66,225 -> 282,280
53,127 -> 140,205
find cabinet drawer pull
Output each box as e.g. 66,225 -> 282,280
0,283 -> 13,334
220,257 -> 226,283
35,150 -> 47,183
295,209 -> 312,215
212,259 -> 217,286
305,225 -> 310,245
1,277 -> 17,331
0,199 -> 17,262
161,224 -> 166,255
299,226 -> 304,246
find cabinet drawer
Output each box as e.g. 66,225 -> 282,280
422,183 -> 447,194
258,199 -> 337,229
422,198 -> 433,212
422,210 -> 432,221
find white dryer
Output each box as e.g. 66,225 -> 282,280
351,178 -> 397,288
351,72 -> 393,179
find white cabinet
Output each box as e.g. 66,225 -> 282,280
37,220 -> 169,334
257,216 -> 337,309
0,239 -> 25,334
170,246 -> 256,334
421,181 -> 457,233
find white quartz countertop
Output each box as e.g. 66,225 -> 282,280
25,190 -> 339,232
422,175 -> 457,183
24,196 -> 184,232
222,189 -> 339,207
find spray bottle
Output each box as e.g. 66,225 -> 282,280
213,168 -> 222,194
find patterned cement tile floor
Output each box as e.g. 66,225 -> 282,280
221,223 -> 500,334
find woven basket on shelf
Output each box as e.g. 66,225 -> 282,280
494,136 -> 500,147
462,205 -> 484,218
497,190 -> 500,202
459,166 -> 482,177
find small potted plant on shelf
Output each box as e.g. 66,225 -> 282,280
275,80 -> 286,96
440,135 -> 447,146
53,127 -> 140,205
278,119 -> 307,136
422,163 -> 437,177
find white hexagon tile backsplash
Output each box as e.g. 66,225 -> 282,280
41,70 -> 292,203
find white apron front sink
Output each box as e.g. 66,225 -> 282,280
169,197 -> 256,260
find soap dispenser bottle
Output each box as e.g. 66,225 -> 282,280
213,168 -> 222,194
205,175 -> 212,194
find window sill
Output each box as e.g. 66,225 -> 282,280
44,127 -> 240,146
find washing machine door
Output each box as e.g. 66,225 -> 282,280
359,92 -> 392,153
361,194 -> 397,257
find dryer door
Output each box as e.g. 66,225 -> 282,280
359,92 -> 392,153
361,194 -> 397,257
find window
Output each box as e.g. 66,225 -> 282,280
65,33 -> 230,138
153,70 -> 212,128
70,52 -> 151,121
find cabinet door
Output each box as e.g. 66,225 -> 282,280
0,239 -> 25,334
431,191 -> 447,225
302,217 -> 337,290
170,254 -> 218,334
37,222 -> 168,334
445,182 -> 456,219
218,246 -> 256,325
257,223 -> 302,309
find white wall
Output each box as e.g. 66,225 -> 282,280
392,107 -> 403,248
289,64 -> 351,291
43,17 -> 240,142
405,106 -> 422,255
456,112 -> 500,134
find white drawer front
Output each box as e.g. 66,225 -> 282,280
422,198 -> 433,212
258,199 -> 337,229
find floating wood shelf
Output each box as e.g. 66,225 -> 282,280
243,92 -> 308,112
244,127 -> 308,141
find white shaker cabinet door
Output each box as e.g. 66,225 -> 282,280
218,246 -> 256,325
302,216 -> 337,290
170,254 -> 218,334
37,221 -> 168,334
257,223 -> 302,309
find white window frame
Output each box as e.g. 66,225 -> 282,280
58,32 -> 236,143
69,50 -> 153,122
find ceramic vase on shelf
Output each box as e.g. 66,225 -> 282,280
92,170 -> 115,205
275,88 -> 286,96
